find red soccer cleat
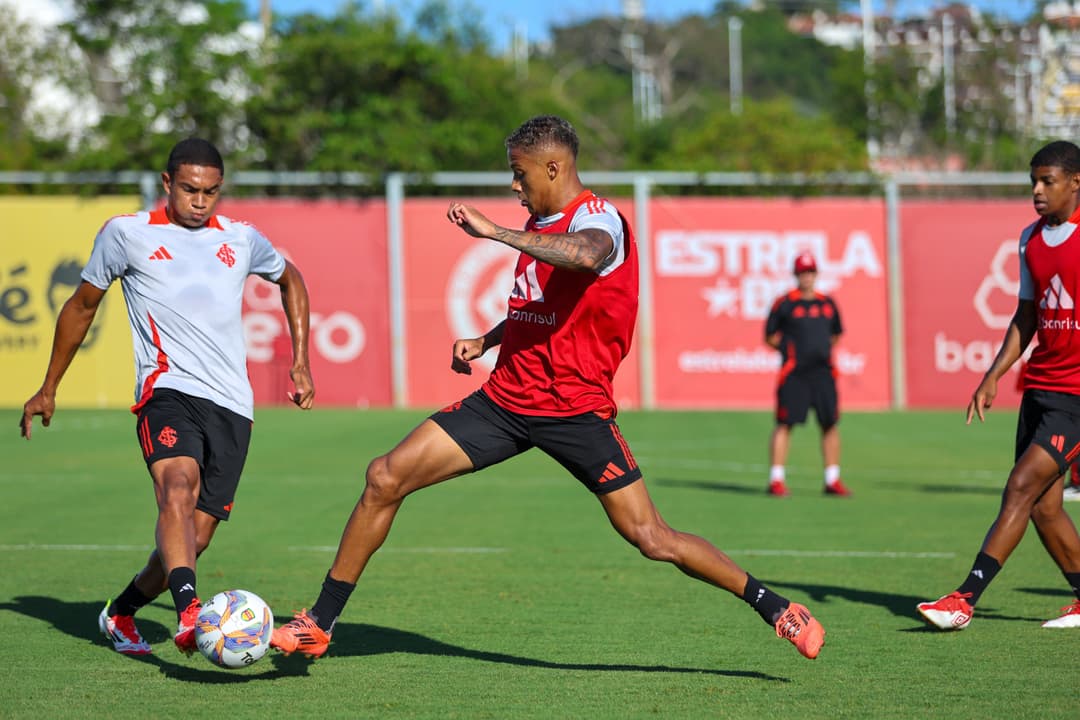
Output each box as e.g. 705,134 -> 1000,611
916,591 -> 973,630
824,479 -> 852,497
768,479 -> 790,497
98,600 -> 152,655
173,598 -> 202,654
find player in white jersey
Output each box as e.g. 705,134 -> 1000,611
19,138 -> 315,656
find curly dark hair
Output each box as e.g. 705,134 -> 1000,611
1030,141 -> 1080,175
505,115 -> 579,158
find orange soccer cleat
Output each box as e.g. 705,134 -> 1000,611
271,609 -> 332,659
774,602 -> 825,659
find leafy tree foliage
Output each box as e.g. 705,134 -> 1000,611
57,0 -> 258,171
0,0 -> 1038,175
662,97 -> 866,173
244,4 -> 536,173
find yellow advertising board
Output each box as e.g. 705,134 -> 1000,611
2,197 -> 141,408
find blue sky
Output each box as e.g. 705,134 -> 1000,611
247,1 -> 1033,49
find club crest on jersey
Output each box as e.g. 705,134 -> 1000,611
216,243 -> 236,268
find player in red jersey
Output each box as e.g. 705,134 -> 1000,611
918,140 -> 1080,631
764,252 -> 849,497
271,115 -> 825,661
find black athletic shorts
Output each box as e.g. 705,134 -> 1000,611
135,389 -> 252,520
1015,389 -> 1080,473
430,390 -> 643,495
776,367 -> 838,429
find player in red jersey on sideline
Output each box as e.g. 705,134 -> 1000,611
764,252 -> 849,498
918,140 -> 1080,631
271,115 -> 825,661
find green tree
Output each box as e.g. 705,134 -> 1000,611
57,0 -> 258,170
245,2 -> 564,175
0,5 -> 38,168
663,97 -> 866,173
0,5 -> 75,170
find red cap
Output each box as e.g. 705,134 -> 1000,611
793,252 -> 817,274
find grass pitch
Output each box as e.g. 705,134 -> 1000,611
1,406 -> 1076,719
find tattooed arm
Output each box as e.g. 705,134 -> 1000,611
447,202 -> 613,272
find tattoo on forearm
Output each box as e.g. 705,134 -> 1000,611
491,227 -> 610,270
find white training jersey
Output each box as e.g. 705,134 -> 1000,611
81,208 -> 286,419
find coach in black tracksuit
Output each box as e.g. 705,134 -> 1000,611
764,251 -> 848,498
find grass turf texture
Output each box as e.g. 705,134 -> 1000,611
1,407 -> 1075,719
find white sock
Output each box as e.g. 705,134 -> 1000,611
824,465 -> 841,486
770,465 -> 785,483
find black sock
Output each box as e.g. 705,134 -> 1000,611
167,567 -> 198,619
109,576 -> 154,617
956,552 -> 1001,605
310,573 -> 356,634
1064,571 -> 1080,600
742,574 -> 788,625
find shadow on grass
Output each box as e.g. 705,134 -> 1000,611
270,622 -> 788,682
875,480 -> 1002,496
3,595 -> 785,681
1015,586 -> 1074,600
763,580 -> 1044,628
0,595 -> 310,682
654,478 -> 765,496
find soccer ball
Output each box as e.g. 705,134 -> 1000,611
195,589 -> 273,669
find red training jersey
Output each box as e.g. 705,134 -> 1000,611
482,190 -> 639,417
1022,207 -> 1080,394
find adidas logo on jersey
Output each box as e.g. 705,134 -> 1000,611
149,246 -> 173,261
1040,274 -> 1074,310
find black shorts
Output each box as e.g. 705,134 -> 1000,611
776,368 -> 838,428
135,389 -> 252,520
430,390 -> 643,495
1015,389 -> 1080,473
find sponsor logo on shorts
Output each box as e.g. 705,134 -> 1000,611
598,461 -> 625,484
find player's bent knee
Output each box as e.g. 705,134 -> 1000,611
363,455 -> 407,503
631,525 -> 679,563
1031,499 -> 1062,524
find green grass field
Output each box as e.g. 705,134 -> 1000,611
1,406 -> 1076,719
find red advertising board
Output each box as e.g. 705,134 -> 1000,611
402,197 -> 641,410
649,198 -> 891,410
900,200 -> 1034,408
217,199 -> 392,407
